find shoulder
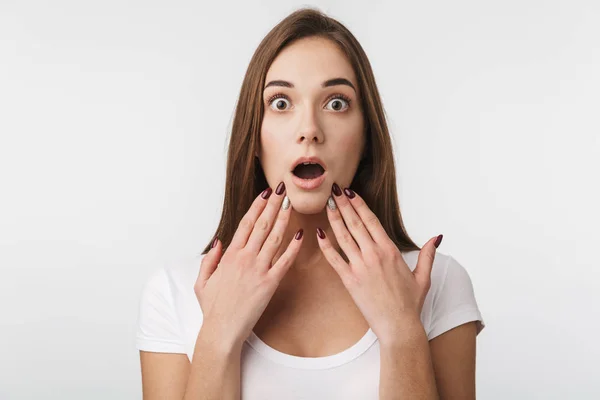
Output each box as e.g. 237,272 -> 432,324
164,253 -> 204,293
140,253 -> 202,299
402,250 -> 485,340
136,253 -> 205,355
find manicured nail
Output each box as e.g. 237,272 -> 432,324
275,181 -> 285,195
327,196 -> 337,210
343,188 -> 355,198
211,237 -> 218,248
434,234 -> 443,248
281,195 -> 291,210
261,187 -> 272,199
316,227 -> 326,239
295,229 -> 304,240
332,183 -> 342,196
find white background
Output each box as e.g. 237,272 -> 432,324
1,0 -> 599,398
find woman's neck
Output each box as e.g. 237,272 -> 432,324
276,208 -> 340,274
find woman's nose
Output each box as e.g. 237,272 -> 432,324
296,107 -> 324,144
297,131 -> 322,143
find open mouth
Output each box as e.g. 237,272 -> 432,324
292,162 -> 325,180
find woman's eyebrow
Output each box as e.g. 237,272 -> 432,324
263,78 -> 356,92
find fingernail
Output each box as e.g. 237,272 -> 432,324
261,187 -> 272,199
316,227 -> 326,239
332,183 -> 342,196
211,237 -> 218,248
295,229 -> 304,240
275,181 -> 285,196
327,196 -> 337,210
434,234 -> 443,248
343,188 -> 355,198
281,195 -> 291,210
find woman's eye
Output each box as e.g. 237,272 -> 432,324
325,97 -> 349,111
269,97 -> 291,111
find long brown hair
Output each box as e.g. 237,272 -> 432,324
200,7 -> 420,256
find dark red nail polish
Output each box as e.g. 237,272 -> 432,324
343,188 -> 355,198
316,227 -> 326,239
211,237 -> 218,248
332,183 -> 342,196
295,229 -> 304,240
261,187 -> 272,199
276,182 -> 285,195
434,234 -> 443,248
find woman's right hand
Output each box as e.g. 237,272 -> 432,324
194,182 -> 303,349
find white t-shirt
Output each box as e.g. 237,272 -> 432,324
136,250 -> 485,399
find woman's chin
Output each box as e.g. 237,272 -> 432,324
287,193 -> 329,215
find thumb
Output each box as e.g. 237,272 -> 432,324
198,237 -> 223,287
413,234 -> 442,287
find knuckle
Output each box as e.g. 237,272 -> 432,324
349,218 -> 364,231
277,209 -> 288,221
320,240 -> 333,250
330,212 -> 343,222
381,240 -> 397,254
262,274 -> 278,288
236,249 -> 251,265
424,278 -> 432,290
341,231 -> 354,245
240,217 -> 254,230
332,256 -> 346,270
365,214 -> 379,228
342,273 -> 358,288
220,251 -> 232,264
364,247 -> 380,263
267,233 -> 281,246
257,218 -> 269,232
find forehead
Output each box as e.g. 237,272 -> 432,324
265,37 -> 357,86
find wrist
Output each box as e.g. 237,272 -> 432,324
199,320 -> 245,355
378,314 -> 427,348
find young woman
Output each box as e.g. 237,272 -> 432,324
136,8 -> 485,399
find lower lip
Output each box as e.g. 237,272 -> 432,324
291,171 -> 327,190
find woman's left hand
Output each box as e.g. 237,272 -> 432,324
317,184 -> 443,345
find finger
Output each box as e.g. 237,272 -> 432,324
413,235 -> 441,286
325,196 -> 363,265
245,182 -> 287,254
229,187 -> 273,250
315,227 -> 353,284
329,185 -> 374,251
256,195 -> 293,269
268,228 -> 304,282
338,187 -> 392,246
198,238 -> 223,287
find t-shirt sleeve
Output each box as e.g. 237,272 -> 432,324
427,255 -> 485,340
135,266 -> 187,353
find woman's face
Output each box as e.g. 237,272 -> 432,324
259,36 -> 366,214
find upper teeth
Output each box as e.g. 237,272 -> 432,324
303,162 -> 316,165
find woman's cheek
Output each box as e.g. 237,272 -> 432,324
335,132 -> 362,154
333,131 -> 365,179
259,127 -> 290,182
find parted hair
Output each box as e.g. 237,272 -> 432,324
200,7 -> 420,256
